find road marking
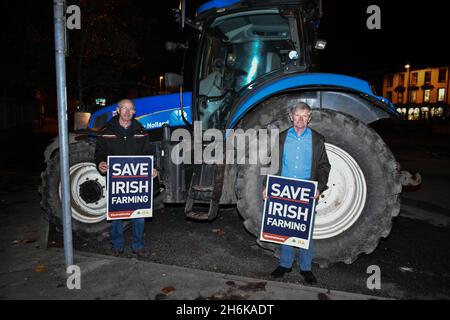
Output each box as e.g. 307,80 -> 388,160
400,205 -> 450,227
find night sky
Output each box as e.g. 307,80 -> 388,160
3,0 -> 448,104
318,0 -> 449,76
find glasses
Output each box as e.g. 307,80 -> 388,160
119,107 -> 135,112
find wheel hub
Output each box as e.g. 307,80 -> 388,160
59,162 -> 107,224
313,143 -> 367,240
79,180 -> 103,204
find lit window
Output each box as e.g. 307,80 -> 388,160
438,88 -> 445,102
410,91 -> 417,103
407,108 -> 414,121
398,108 -> 407,118
424,89 -> 431,102
431,108 -> 436,117
95,98 -> 106,107
421,107 -> 429,120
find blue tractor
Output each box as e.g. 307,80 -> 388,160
40,0 -> 401,267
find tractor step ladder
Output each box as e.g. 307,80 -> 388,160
185,163 -> 224,221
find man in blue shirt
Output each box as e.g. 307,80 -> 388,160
263,103 -> 330,284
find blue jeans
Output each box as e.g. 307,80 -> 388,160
110,218 -> 145,251
279,212 -> 316,271
279,240 -> 314,271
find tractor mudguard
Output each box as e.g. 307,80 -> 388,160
227,73 -> 399,129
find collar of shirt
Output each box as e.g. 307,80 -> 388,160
288,127 -> 311,139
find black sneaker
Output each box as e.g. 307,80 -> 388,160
271,266 -> 292,278
300,270 -> 317,285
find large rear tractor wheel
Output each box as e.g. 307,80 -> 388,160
235,96 -> 401,267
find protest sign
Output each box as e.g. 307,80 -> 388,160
107,155 -> 153,220
260,175 -> 317,249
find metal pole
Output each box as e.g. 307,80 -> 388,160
53,0 -> 73,268
406,67 -> 410,104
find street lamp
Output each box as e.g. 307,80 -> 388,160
405,64 -> 410,104
159,76 -> 164,92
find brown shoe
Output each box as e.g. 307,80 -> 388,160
112,249 -> 124,257
132,249 -> 146,258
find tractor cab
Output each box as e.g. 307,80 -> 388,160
177,0 -> 321,130
197,7 -> 304,129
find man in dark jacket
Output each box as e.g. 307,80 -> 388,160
95,99 -> 157,258
263,103 -> 330,284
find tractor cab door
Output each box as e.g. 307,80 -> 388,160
185,8 -> 303,221
195,7 -> 302,131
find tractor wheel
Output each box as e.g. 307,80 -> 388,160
40,140 -> 111,237
235,96 -> 401,267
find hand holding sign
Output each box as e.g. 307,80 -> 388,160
312,190 -> 320,200
99,161 -> 108,173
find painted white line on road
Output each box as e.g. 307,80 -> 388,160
400,204 -> 450,227
399,266 -> 450,279
399,267 -> 415,273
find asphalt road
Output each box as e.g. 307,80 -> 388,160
60,200 -> 449,300
3,120 -> 450,300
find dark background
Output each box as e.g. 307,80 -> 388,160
2,0 -> 448,112
1,1 -> 450,300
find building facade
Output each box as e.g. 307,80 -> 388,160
382,67 -> 450,120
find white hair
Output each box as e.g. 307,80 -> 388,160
117,99 -> 135,110
289,102 -> 311,117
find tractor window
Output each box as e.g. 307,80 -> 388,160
198,9 -> 298,129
